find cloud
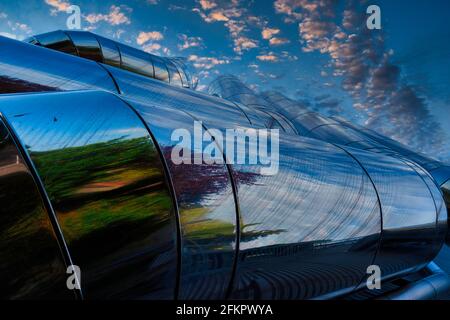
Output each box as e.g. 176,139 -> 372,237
233,36 -> 258,54
193,7 -> 231,23
147,0 -> 159,4
193,1 -> 257,55
207,11 -> 229,22
169,4 -> 188,11
142,43 -> 161,54
188,55 -> 230,70
10,22 -> 32,34
0,12 -> 7,19
1,18 -> 32,40
136,31 -> 164,45
199,0 -> 217,10
177,34 -> 204,51
142,42 -> 171,56
274,0 -> 447,159
273,0 -> 325,23
256,54 -> 278,62
261,26 -> 289,46
85,5 -> 132,26
269,37 -> 290,46
136,30 -> 169,55
262,27 -> 280,40
274,0 -> 301,20
247,15 -> 267,28
44,0 -> 71,15
280,50 -> 298,61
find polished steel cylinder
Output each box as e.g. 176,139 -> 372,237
0,34 -> 448,300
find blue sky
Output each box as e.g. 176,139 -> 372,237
0,0 -> 449,161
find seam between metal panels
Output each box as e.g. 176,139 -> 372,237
0,112 -> 83,300
335,145 -> 384,294
180,110 -> 242,300
306,122 -> 341,134
92,34 -> 106,64
62,31 -> 121,95
271,111 -> 299,135
96,63 -> 122,94
400,159 -> 443,259
62,30 -> 81,57
116,97 -> 183,300
442,178 -> 450,188
230,101 -> 252,125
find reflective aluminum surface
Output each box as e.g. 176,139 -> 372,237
0,91 -> 178,299
230,135 -> 381,299
0,34 -> 448,300
27,31 -> 193,89
0,118 -> 73,299
127,99 -> 238,300
343,147 -> 441,277
103,65 -> 252,130
442,180 -> 450,244
0,35 -> 117,94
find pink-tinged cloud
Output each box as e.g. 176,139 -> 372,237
85,5 -> 132,26
136,31 -> 164,45
44,0 -> 72,16
142,43 -> 161,53
178,34 -> 204,51
269,37 -> 290,46
262,27 -> 280,40
193,1 -> 257,55
256,54 -> 278,62
199,0 -> 217,10
233,36 -> 258,54
188,55 -> 230,70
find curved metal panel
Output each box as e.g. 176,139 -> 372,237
230,135 -> 381,299
231,102 -> 267,129
0,118 -> 74,299
117,43 -> 155,79
33,30 -> 78,56
166,60 -> 183,88
293,112 -> 339,132
170,59 -> 190,88
310,124 -> 380,149
0,35 -> 117,94
399,159 -> 447,267
28,31 -> 193,89
152,56 -> 170,83
343,147 -> 441,278
125,99 -> 238,300
66,31 -> 103,62
430,166 -> 450,186
103,65 -> 251,130
442,180 -> 450,244
225,93 -> 274,110
264,110 -> 298,135
261,91 -> 310,118
96,35 -> 121,68
0,91 -> 178,299
208,75 -> 254,99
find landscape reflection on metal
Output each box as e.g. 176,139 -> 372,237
0,118 -> 73,299
0,2 -> 449,300
0,92 -> 178,299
